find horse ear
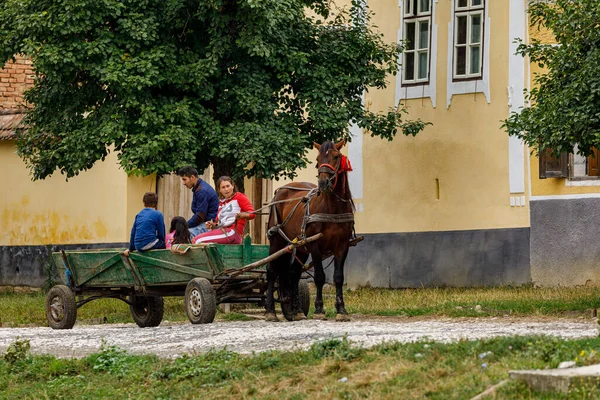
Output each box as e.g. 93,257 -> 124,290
334,139 -> 346,150
313,142 -> 321,150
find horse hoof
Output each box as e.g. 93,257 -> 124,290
312,313 -> 327,320
265,313 -> 279,322
293,313 -> 307,321
335,313 -> 351,322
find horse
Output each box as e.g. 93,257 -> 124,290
265,139 -> 355,322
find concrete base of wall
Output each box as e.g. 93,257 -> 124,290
531,198 -> 600,286
0,243 -> 128,288
1,227 -> 531,289
342,227 -> 531,288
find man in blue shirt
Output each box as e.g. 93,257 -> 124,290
124,192 -> 166,256
178,166 -> 219,238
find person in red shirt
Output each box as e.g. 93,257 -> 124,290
192,176 -> 255,244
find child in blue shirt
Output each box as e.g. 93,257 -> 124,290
124,192 -> 166,256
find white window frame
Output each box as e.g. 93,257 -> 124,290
453,0 -> 485,80
446,0 -> 489,108
396,0 -> 438,108
402,0 -> 432,85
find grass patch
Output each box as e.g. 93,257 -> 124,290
2,285 -> 600,327
218,312 -> 255,322
3,335 -> 600,398
343,286 -> 600,318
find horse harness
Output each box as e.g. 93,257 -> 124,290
266,185 -> 355,246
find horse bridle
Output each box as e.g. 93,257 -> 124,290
317,153 -> 342,191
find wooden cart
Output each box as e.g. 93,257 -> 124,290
46,234 -> 321,329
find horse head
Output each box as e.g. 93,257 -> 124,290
314,139 -> 348,194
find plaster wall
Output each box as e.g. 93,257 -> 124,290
0,141 -> 154,246
344,227 -> 530,288
278,0 -> 529,235
530,198 -> 600,286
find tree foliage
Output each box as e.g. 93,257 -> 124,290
503,0 -> 600,157
0,0 -> 428,181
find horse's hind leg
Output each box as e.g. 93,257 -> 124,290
311,251 -> 327,320
265,206 -> 282,322
265,264 -> 279,322
333,249 -> 350,322
290,253 -> 308,321
265,239 -> 289,322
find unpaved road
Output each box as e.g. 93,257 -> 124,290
0,317 -> 597,358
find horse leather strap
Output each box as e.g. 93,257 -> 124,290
268,184 -> 354,244
303,213 -> 355,224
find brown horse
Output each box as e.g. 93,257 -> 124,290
265,139 -> 355,322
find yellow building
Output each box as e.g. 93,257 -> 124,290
3,1 -> 591,288
278,0 -> 538,287
0,57 -> 156,287
527,21 -> 600,287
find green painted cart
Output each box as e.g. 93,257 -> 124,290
46,234 -> 321,329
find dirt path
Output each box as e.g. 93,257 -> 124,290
0,316 -> 597,358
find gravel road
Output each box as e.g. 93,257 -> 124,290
0,317 -> 597,358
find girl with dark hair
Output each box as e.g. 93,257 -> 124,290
165,216 -> 191,249
192,176 -> 255,245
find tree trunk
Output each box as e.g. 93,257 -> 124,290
211,157 -> 245,193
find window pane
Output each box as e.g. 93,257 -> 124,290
418,52 -> 428,79
456,16 -> 467,45
412,0 -> 418,15
471,14 -> 481,43
405,52 -> 415,81
419,0 -> 430,13
456,46 -> 466,75
458,0 -> 468,7
471,0 -> 482,6
419,21 -> 429,49
470,46 -> 481,74
406,22 -> 415,50
405,0 -> 411,15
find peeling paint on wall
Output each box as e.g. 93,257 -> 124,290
0,197 -> 110,245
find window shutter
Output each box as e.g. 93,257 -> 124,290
587,148 -> 600,177
539,149 -> 568,179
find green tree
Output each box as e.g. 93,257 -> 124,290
0,0 -> 428,185
504,0 -> 600,157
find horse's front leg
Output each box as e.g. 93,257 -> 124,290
264,264 -> 279,322
333,249 -> 350,322
311,251 -> 327,320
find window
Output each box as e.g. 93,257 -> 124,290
539,147 -> 600,179
539,149 -> 568,179
453,0 -> 484,80
402,0 -> 432,85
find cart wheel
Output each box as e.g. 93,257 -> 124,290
46,285 -> 77,330
298,279 -> 310,316
129,296 -> 164,328
185,278 -> 216,324
281,279 -> 310,321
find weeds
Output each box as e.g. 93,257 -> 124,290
2,338 -> 30,365
3,336 -> 600,398
151,350 -> 244,385
310,336 -> 364,361
218,312 -> 254,322
86,339 -> 133,376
